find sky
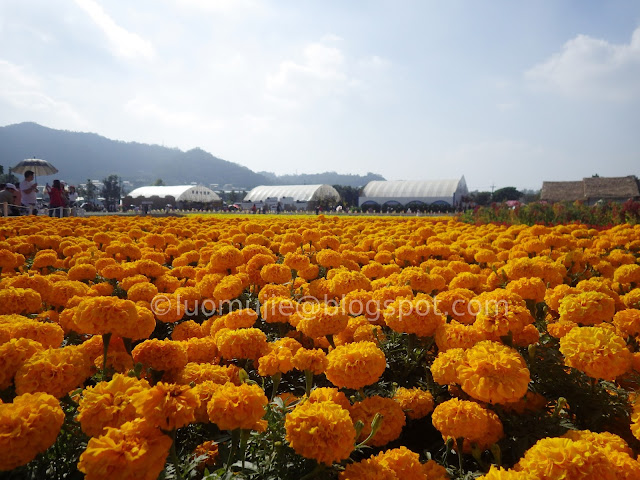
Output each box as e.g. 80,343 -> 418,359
1,0 -> 639,191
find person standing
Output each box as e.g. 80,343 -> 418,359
46,180 -> 65,217
19,170 -> 38,215
0,183 -> 21,216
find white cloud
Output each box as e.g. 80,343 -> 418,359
525,27 -> 640,100
123,96 -> 223,131
73,0 -> 155,60
0,60 -> 84,125
265,39 -> 354,107
170,0 -> 262,13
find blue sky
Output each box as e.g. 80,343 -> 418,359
1,0 -> 639,191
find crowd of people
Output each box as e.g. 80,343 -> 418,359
0,170 -> 78,217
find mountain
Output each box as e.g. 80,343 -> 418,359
257,171 -> 385,188
0,122 -> 385,189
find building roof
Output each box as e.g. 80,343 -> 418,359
540,181 -> 585,202
127,185 -> 221,202
361,177 -> 467,199
541,176 -> 640,202
244,184 -> 340,203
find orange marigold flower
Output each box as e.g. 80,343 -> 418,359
431,348 -> 465,385
77,373 -> 151,437
350,396 -> 406,447
75,296 -> 153,339
127,282 -> 158,303
285,400 -> 356,465
181,337 -> 219,364
284,252 -> 311,271
77,418 -> 172,480
132,339 -> 189,372
0,392 -> 65,471
171,320 -> 205,341
514,437 -> 616,480
208,245 -> 244,273
339,456 -> 396,480
329,269 -> 372,297
374,446 -> 426,480
316,249 -> 342,269
171,363 -> 240,386
222,308 -> 258,329
612,309 -> 640,336
456,340 -> 531,405
132,382 -> 200,430
506,277 -> 546,303
215,327 -> 268,361
432,398 -> 503,452
434,320 -> 481,351
558,291 -> 615,326
260,296 -> 298,323
292,348 -> 328,375
393,387 -> 434,419
383,297 -> 445,337
0,338 -> 44,390
325,341 -> 386,390
435,288 -> 476,324
613,264 -> 640,285
559,326 -> 632,380
296,304 -> 349,339
0,287 -> 42,315
15,345 -> 93,398
260,263 -> 292,284
306,387 -> 351,410
193,440 -> 219,469
207,382 -> 268,431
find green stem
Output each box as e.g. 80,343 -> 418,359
304,369 -> 314,397
239,429 -> 251,470
226,429 -> 241,470
299,464 -> 325,480
169,430 -> 183,480
101,332 -> 112,381
270,372 -> 282,402
325,334 -> 335,349
456,437 -> 465,475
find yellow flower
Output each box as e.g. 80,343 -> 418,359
350,396 -> 406,447
431,398 -> 503,452
221,308 -> 258,329
374,446 -> 426,480
75,296 -> 153,339
285,400 -> 356,465
260,263 -> 292,284
215,327 -> 268,361
506,277 -> 546,303
296,304 -> 349,339
0,287 -> 42,315
77,418 -> 172,480
431,348 -> 465,385
392,387 -> 434,419
558,291 -> 615,326
292,348 -> 328,375
339,457 -> 396,480
514,437 -> 616,480
0,338 -> 44,390
15,345 -> 93,398
306,387 -> 351,410
456,340 -> 531,405
207,382 -> 267,431
0,392 -> 64,471
325,341 -> 386,390
132,382 -> 200,431
559,326 -> 632,380
612,308 -> 640,336
77,374 -> 151,437
383,297 -> 445,337
132,339 -> 189,372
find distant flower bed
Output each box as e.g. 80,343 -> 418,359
460,200 -> 640,226
0,214 -> 639,479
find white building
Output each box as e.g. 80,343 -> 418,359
243,184 -> 340,210
359,177 -> 469,209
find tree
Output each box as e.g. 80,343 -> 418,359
332,185 -> 361,208
469,191 -> 492,206
101,175 -> 123,211
229,190 -> 238,202
492,187 -> 522,203
153,178 -> 165,186
0,165 -> 19,185
79,179 -> 98,204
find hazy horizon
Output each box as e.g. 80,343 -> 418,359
1,1 -> 639,191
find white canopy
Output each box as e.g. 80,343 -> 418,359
127,185 -> 220,202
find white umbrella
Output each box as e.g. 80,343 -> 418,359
11,158 -> 59,180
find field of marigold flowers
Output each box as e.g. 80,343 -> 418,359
1,214 -> 640,479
